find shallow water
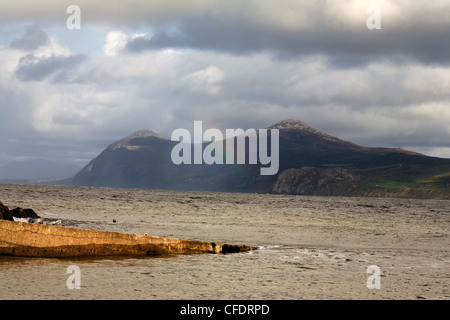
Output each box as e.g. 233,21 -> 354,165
0,184 -> 449,299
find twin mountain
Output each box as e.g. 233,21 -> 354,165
66,119 -> 450,199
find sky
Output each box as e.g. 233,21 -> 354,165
1,0 -> 450,179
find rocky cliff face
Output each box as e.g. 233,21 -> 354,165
272,167 -> 360,195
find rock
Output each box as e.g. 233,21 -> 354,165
0,202 -> 14,221
9,207 -> 40,219
272,167 -> 360,195
1,203 -> 40,221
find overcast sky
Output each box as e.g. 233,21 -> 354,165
1,0 -> 450,178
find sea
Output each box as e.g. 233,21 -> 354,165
0,184 -> 449,301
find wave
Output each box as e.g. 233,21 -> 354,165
258,245 -> 280,250
12,216 -> 62,225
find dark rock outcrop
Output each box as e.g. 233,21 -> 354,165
272,167 -> 360,195
0,202 -> 14,221
9,207 -> 40,219
0,202 -> 40,221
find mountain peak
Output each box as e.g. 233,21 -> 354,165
269,119 -> 332,137
126,130 -> 165,140
268,119 -> 362,148
108,130 -> 167,150
269,119 -> 315,130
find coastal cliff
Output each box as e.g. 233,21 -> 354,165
272,166 -> 450,199
272,167 -> 360,196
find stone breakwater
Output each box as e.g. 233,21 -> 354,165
0,201 -> 256,257
0,219 -> 256,257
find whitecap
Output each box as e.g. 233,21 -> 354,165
258,245 -> 280,250
45,219 -> 62,225
12,217 -> 44,224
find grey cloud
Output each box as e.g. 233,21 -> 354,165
3,1 -> 450,65
9,25 -> 49,50
123,12 -> 450,66
15,53 -> 87,81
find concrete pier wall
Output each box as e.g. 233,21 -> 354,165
0,220 -> 255,257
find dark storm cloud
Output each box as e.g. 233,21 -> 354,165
3,1 -> 450,66
9,24 -> 49,50
15,53 -> 87,81
123,13 -> 450,66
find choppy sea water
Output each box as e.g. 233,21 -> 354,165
0,184 -> 449,300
